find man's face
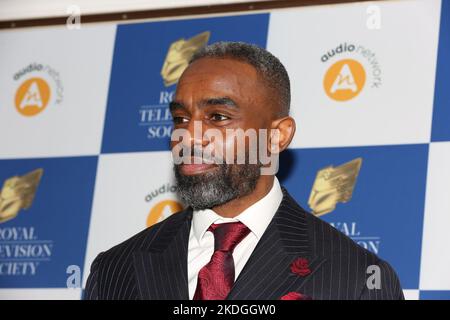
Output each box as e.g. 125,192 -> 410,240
170,57 -> 275,210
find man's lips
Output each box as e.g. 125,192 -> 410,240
179,163 -> 217,175
178,156 -> 219,175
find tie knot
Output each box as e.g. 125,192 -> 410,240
208,222 -> 250,253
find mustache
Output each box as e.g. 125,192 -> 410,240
173,146 -> 256,166
178,147 -> 221,164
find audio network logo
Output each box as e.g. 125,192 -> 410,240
13,63 -> 64,117
308,158 -> 381,254
138,31 -> 210,140
321,43 -> 382,101
145,183 -> 184,227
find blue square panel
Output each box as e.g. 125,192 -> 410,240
0,156 -> 97,288
102,14 -> 269,153
278,144 -> 429,289
420,290 -> 450,300
431,0 -> 450,142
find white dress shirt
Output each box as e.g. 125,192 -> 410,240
187,177 -> 283,299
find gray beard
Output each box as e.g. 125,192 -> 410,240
174,163 -> 261,210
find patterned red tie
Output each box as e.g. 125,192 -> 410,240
193,221 -> 251,300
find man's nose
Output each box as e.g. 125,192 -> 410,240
185,119 -> 209,148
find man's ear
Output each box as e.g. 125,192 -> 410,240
269,116 -> 296,154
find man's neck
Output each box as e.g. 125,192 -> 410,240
212,175 -> 275,218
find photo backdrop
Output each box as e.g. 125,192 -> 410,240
0,0 -> 449,300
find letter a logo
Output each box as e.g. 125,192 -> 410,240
146,200 -> 183,227
324,59 -> 366,101
15,77 -> 51,116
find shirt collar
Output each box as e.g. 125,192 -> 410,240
192,177 -> 283,244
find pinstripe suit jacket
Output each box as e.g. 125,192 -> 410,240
84,187 -> 404,300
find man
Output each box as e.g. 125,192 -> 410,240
85,42 -> 404,300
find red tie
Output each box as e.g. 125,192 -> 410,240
193,221 -> 251,300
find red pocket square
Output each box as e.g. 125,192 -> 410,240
280,292 -> 312,300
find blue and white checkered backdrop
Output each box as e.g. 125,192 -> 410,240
0,0 -> 449,300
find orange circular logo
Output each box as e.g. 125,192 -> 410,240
323,59 -> 366,101
15,77 -> 51,116
146,199 -> 183,227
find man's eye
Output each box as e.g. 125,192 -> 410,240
210,114 -> 229,121
173,116 -> 189,124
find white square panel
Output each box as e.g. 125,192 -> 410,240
83,151 -> 184,286
419,142 -> 450,290
403,289 -> 420,300
267,0 -> 441,148
0,24 -> 116,158
0,288 -> 82,300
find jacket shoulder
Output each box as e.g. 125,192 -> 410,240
281,188 -> 377,264
84,209 -> 190,299
305,210 -> 380,264
303,207 -> 403,299
281,188 -> 402,299
98,208 -> 189,262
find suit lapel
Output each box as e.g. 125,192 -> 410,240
227,188 -> 327,300
131,188 -> 327,300
133,209 -> 192,300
